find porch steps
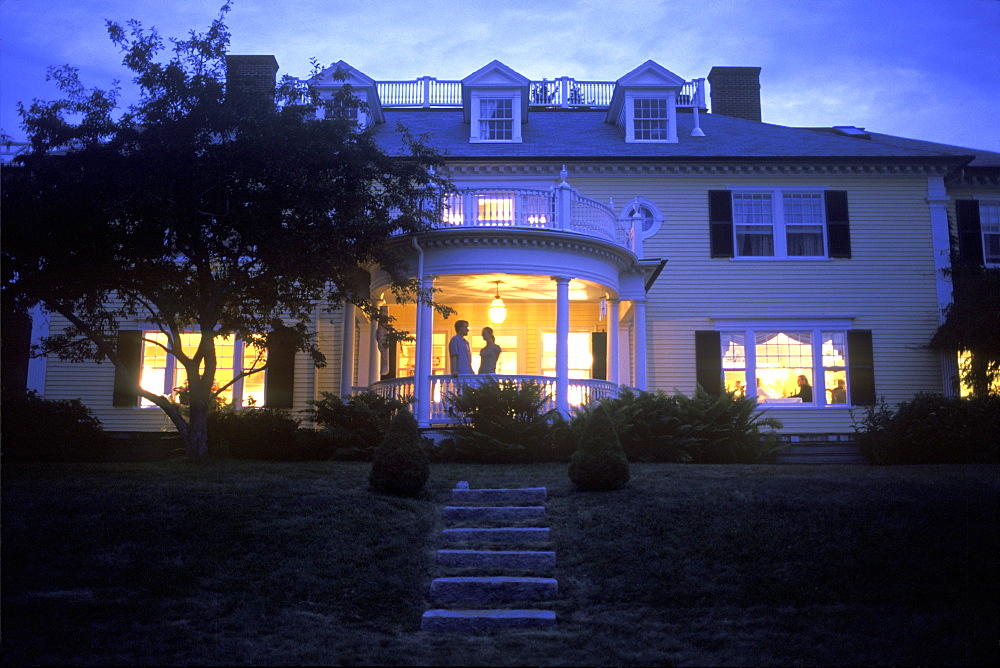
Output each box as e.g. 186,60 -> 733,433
774,442 -> 867,464
421,483 -> 557,632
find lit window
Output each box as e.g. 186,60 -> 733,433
478,197 -> 514,223
139,332 -> 266,407
721,329 -> 849,406
732,190 -> 827,258
479,99 -> 513,141
980,200 -> 1000,266
633,98 -> 669,140
541,332 -> 593,379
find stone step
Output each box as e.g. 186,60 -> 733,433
442,506 -> 546,522
421,609 -> 556,632
437,549 -> 556,570
450,487 -> 548,504
442,527 -> 551,543
429,576 -> 558,603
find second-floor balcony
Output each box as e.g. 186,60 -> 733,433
433,185 -> 644,257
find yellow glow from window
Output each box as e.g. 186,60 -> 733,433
541,332 -> 593,378
478,198 -> 514,222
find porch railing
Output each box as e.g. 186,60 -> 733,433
369,375 -> 619,423
438,188 -> 627,248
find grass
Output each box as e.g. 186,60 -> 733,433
2,460 -> 997,666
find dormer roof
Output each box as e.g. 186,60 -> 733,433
606,60 -> 685,123
310,60 -> 384,123
461,60 -> 531,123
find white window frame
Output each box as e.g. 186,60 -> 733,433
620,198 -> 664,238
729,187 -> 829,260
623,91 -> 677,143
714,320 -> 853,407
470,91 -> 522,143
979,199 -> 1000,266
139,332 -> 267,408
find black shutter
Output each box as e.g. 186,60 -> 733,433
955,200 -> 983,267
695,330 -> 723,395
847,330 -> 875,406
825,191 -> 852,259
591,331 -> 608,381
113,330 -> 143,407
265,328 -> 296,409
708,191 -> 734,258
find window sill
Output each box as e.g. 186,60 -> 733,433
469,138 -> 522,144
727,256 -> 833,262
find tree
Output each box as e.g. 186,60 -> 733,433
1,3 -> 450,457
931,266 -> 1000,397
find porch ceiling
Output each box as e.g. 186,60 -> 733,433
436,273 -> 608,302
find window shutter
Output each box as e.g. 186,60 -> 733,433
847,330 -> 875,406
265,328 -> 296,409
113,330 -> 143,407
955,200 -> 983,267
591,331 -> 608,381
825,191 -> 852,259
695,330 -> 723,395
708,191 -> 734,258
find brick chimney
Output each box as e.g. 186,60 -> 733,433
225,55 -> 279,111
707,67 -> 762,122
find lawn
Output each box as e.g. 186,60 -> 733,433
2,461 -> 997,666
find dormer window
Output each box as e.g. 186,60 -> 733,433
462,61 -> 530,144
633,98 -> 669,140
480,99 -> 514,140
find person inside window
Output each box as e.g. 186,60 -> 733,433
449,320 -> 474,375
829,379 -> 847,404
789,374 -> 813,402
478,326 -> 501,375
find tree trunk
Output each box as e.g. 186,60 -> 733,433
185,384 -> 212,459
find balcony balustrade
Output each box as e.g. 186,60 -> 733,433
435,187 -> 642,255
370,374 -> 619,423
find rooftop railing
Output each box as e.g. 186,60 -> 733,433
283,76 -> 705,110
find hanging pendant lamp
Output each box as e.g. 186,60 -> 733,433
489,281 -> 507,324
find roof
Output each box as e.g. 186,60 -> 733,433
374,107 -> 980,164
801,128 -> 1000,168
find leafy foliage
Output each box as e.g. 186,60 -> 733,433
443,377 -> 560,462
1,389 -> 110,461
368,410 -> 430,497
853,393 -> 1000,464
1,4 -> 448,458
931,267 -> 1000,397
570,387 -> 783,464
568,404 -> 630,491
307,391 -> 410,459
207,406 -> 301,460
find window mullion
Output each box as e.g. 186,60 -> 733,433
773,190 -> 788,258
745,329 -> 757,400
812,329 -> 825,406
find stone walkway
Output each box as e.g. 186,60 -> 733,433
421,482 -> 557,632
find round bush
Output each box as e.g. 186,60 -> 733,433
568,405 -> 629,491
369,410 -> 430,497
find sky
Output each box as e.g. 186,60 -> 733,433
3,0 -> 999,152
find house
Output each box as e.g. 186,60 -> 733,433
24,56 -> 1000,439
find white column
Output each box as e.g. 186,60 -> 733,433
340,303 -> 357,396
632,299 -> 647,390
607,299 -> 620,385
367,313 -> 380,387
553,276 -> 571,415
414,277 -> 434,426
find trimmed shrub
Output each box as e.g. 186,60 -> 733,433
369,410 -> 430,497
307,391 -> 409,459
1,389 -> 111,461
855,393 -> 1000,464
444,377 -> 559,463
208,406 -> 301,460
568,405 -> 630,491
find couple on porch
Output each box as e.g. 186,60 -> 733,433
449,320 -> 501,376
